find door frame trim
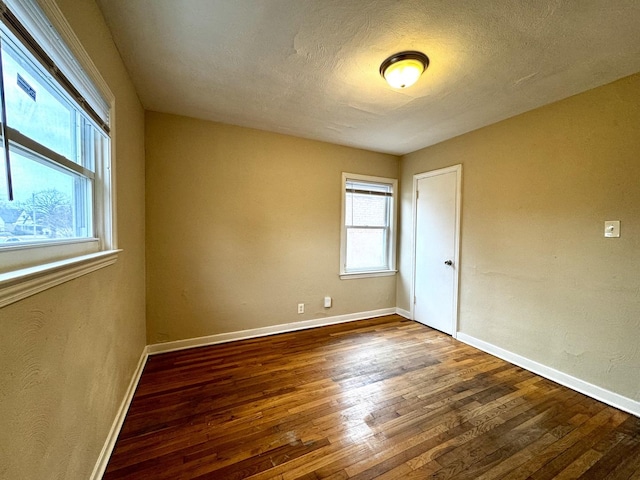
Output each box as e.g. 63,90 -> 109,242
410,164 -> 462,337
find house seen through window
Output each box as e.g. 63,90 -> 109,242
0,0 -> 110,261
340,173 -> 397,278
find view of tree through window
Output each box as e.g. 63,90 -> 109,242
0,29 -> 101,245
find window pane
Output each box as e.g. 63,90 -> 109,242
346,192 -> 388,227
1,39 -> 76,160
0,146 -> 19,239
82,118 -> 99,172
346,180 -> 390,195
346,227 -> 387,270
0,149 -> 91,243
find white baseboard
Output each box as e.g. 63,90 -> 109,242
147,308 -> 398,355
102,312 -> 636,480
456,332 -> 640,418
90,348 -> 148,480
90,308 -> 399,477
395,307 -> 411,319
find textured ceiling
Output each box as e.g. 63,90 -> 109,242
96,0 -> 640,155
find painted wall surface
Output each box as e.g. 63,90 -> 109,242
0,1 -> 146,479
146,112 -> 398,343
398,74 -> 640,402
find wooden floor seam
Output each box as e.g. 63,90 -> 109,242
104,315 -> 640,479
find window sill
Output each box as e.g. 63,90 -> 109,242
0,249 -> 121,308
340,270 -> 397,280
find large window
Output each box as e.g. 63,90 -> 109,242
340,173 -> 397,279
0,0 -> 114,306
0,36 -> 105,243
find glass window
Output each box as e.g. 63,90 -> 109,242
2,40 -> 76,160
0,28 -> 105,251
0,0 -> 114,307
3,149 -> 92,240
340,173 -> 397,277
0,0 -> 113,291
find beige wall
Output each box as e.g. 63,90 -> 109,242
0,1 -> 146,479
398,73 -> 640,402
146,112 -> 398,343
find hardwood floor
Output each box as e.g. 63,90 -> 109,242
104,315 -> 640,479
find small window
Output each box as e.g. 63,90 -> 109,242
340,173 -> 397,279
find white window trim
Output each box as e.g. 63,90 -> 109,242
0,0 -> 118,308
21,0 -> 117,251
340,269 -> 397,280
4,0 -> 111,124
0,249 -> 120,308
340,172 -> 398,280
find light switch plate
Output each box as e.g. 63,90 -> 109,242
604,221 -> 620,238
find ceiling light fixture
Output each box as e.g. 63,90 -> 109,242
380,51 -> 429,89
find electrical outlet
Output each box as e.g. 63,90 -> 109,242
604,220 -> 620,238
297,303 -> 304,314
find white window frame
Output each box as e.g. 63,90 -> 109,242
0,0 -> 118,308
340,172 -> 398,280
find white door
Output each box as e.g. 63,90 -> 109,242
412,165 -> 461,335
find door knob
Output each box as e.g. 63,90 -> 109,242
444,260 -> 453,266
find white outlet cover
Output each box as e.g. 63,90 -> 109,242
604,220 -> 620,238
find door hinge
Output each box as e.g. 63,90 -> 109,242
416,190 -> 419,199
414,295 -> 416,304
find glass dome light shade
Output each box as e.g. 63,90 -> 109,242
380,51 -> 429,89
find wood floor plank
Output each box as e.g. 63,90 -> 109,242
104,315 -> 640,479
